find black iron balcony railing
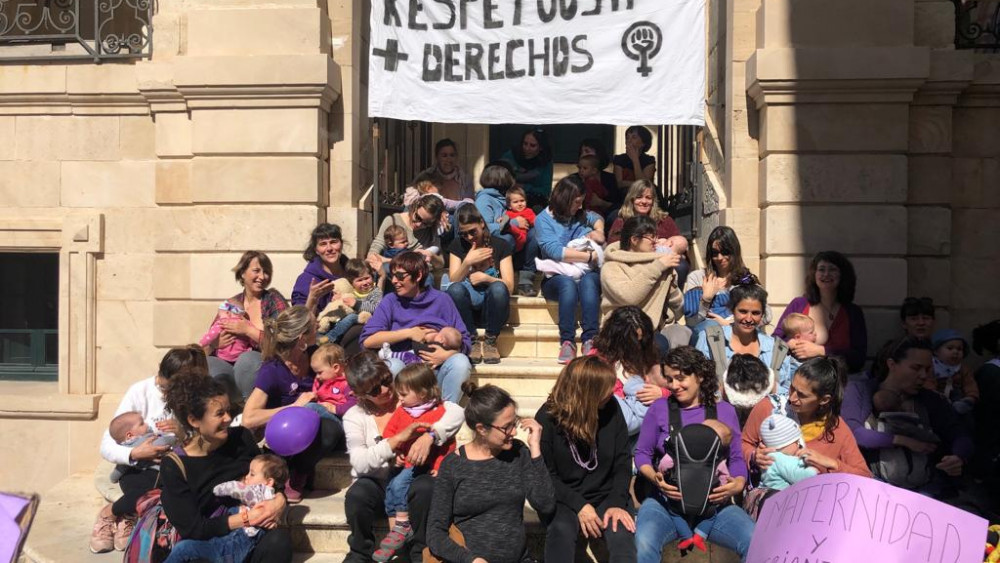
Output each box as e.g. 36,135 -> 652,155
955,0 -> 1000,51
0,0 -> 152,62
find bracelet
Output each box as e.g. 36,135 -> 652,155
427,429 -> 439,444
241,506 -> 250,528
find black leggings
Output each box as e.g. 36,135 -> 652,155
287,416 -> 345,475
542,502 -> 637,563
343,474 -> 434,562
111,467 -> 160,518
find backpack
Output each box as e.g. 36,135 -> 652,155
864,408 -> 937,490
662,399 -> 728,518
705,324 -> 788,390
123,452 -> 185,563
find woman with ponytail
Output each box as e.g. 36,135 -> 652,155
426,382 -> 554,563
694,274 -> 795,396
241,306 -> 347,502
159,371 -> 292,562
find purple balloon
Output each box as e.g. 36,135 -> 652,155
264,406 -> 320,456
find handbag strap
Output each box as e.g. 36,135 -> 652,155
153,450 -> 187,489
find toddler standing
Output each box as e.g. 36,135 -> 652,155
373,364 -> 456,563
504,186 -> 536,252
164,454 -> 288,563
307,343 -> 356,421
578,154 -> 611,214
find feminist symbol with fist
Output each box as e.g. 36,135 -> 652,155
621,21 -> 663,77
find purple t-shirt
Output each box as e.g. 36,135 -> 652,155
254,359 -> 313,410
634,398 -> 748,481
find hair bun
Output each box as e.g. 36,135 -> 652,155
461,380 -> 480,398
734,270 -> 759,287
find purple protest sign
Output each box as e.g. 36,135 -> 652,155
748,473 -> 988,563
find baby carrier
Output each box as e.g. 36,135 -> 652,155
865,407 -> 938,490
662,398 -> 728,518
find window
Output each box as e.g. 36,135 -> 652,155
0,253 -> 58,381
0,0 -> 152,62
489,124 -> 615,164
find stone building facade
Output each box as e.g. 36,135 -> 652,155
0,0 -> 998,497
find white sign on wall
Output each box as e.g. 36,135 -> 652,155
368,0 -> 706,125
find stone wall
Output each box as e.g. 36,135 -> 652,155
0,0 -> 341,493
744,0 -> 1000,356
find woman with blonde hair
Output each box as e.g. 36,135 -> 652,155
536,356 -> 637,562
241,305 -> 346,502
606,180 -> 688,286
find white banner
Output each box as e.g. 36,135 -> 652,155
368,0 -> 706,125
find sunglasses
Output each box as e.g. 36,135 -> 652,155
709,249 -> 732,258
361,375 -> 393,397
391,271 -> 411,281
460,227 -> 482,239
411,211 -> 434,227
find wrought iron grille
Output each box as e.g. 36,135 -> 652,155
655,124 -> 700,237
955,0 -> 1000,51
0,0 -> 152,62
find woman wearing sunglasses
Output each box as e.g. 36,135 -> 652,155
427,382 -> 554,563
360,251 -> 473,403
366,194 -> 447,275
682,226 -> 753,343
445,205 -> 515,365
342,351 -> 466,563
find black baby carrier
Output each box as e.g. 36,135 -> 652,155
663,398 -> 728,518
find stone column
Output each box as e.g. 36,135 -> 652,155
141,0 -> 341,348
907,2 -> 974,332
748,0 -> 929,352
950,58 -> 1000,343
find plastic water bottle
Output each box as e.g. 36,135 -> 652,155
378,342 -> 392,361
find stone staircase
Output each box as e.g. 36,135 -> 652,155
21,296 -> 738,562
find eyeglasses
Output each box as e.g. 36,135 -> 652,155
488,417 -> 521,437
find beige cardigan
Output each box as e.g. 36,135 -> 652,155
600,242 -> 684,329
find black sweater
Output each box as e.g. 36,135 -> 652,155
427,441 -> 555,563
160,427 -> 261,540
536,400 -> 631,513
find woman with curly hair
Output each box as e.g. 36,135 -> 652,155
159,371 -> 291,562
536,356 -> 636,562
634,346 -> 753,561
590,306 -> 669,435
772,251 -> 868,372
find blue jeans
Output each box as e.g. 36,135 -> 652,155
446,280 -> 510,338
541,271 -> 601,344
435,353 -> 472,403
665,508 -> 717,539
498,229 -> 538,274
635,497 -> 754,563
322,313 -> 358,343
303,401 -> 341,422
165,508 -> 259,562
384,467 -> 417,516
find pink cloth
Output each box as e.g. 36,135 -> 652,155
199,315 -> 253,363
313,376 -> 352,407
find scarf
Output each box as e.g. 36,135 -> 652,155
800,417 -> 827,443
403,400 -> 438,418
